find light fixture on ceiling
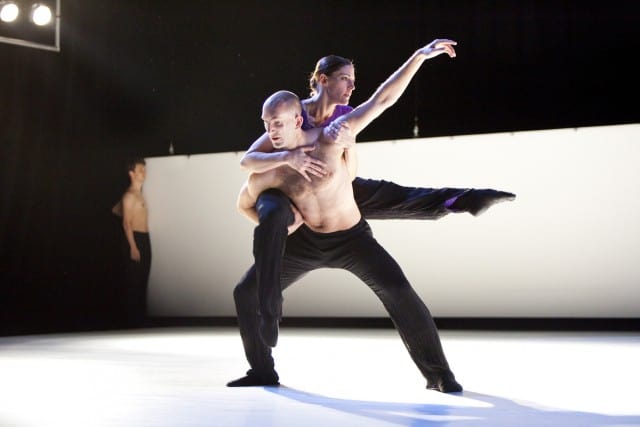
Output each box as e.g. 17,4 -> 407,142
0,1 -> 20,23
30,3 -> 52,25
0,0 -> 60,51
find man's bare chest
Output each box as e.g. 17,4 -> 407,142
277,143 -> 343,197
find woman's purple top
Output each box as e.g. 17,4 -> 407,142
301,104 -> 354,130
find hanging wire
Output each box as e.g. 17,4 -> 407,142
412,0 -> 421,138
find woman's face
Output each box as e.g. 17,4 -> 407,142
322,64 -> 356,105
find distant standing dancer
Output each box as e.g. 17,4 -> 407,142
115,158 -> 151,326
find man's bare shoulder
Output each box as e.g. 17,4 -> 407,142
122,190 -> 135,201
122,190 -> 145,206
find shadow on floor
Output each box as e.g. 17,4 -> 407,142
267,386 -> 640,427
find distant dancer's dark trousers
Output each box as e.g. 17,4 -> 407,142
123,231 -> 151,325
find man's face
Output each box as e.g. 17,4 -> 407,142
262,103 -> 301,149
130,164 -> 146,183
323,64 -> 356,105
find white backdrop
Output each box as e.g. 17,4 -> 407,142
143,124 -> 640,318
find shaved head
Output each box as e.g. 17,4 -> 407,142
263,90 -> 302,115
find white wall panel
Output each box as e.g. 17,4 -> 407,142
144,124 -> 640,318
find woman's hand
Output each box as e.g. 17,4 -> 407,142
325,118 -> 355,149
418,39 -> 457,59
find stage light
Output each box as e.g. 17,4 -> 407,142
30,2 -> 51,25
0,0 -> 59,51
0,2 -> 20,23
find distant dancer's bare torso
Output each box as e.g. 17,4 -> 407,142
126,190 -> 149,232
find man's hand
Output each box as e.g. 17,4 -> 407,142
130,247 -> 141,262
418,39 -> 457,60
287,204 -> 304,235
286,145 -> 328,182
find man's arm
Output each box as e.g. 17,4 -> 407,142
239,132 -> 286,173
111,200 -> 123,217
240,130 -> 328,181
335,39 -> 457,137
122,193 -> 140,262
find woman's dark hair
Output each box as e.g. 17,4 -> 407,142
308,55 -> 354,96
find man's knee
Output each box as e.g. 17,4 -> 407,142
233,282 -> 255,307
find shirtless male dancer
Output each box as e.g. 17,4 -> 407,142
120,158 -> 152,325
240,43 -> 515,349
228,39 -> 474,393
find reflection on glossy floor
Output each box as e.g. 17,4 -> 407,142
1,327 -> 639,427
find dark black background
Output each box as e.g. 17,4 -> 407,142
1,1 -> 639,334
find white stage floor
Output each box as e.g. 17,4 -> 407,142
1,327 -> 639,426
